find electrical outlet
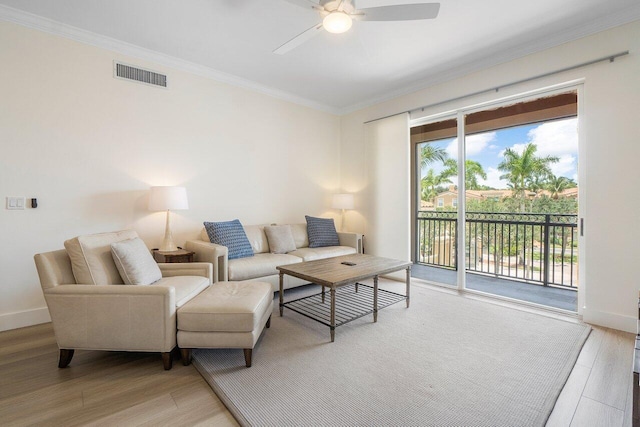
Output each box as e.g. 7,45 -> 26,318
6,197 -> 25,210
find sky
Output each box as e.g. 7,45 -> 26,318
422,117 -> 578,189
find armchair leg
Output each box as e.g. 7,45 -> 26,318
58,349 -> 74,368
180,348 -> 192,366
266,315 -> 271,328
244,348 -> 252,367
161,351 -> 173,370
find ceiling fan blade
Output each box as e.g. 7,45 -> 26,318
281,0 -> 323,12
273,23 -> 324,55
355,3 -> 440,21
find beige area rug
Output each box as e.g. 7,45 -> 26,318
192,281 -> 590,427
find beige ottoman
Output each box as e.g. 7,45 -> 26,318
177,281 -> 273,367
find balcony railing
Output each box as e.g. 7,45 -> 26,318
417,211 -> 578,288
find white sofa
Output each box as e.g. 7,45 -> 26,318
185,224 -> 363,291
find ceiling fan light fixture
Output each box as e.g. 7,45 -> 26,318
323,11 -> 352,34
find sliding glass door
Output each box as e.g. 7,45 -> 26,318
412,89 -> 581,312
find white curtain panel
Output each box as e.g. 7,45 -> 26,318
363,113 -> 411,269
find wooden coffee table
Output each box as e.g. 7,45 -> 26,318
277,254 -> 412,342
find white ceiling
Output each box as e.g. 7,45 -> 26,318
1,0 -> 639,114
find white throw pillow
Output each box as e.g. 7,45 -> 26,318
110,238 -> 162,285
264,225 -> 297,254
64,229 -> 138,284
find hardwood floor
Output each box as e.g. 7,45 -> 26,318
0,323 -> 238,427
0,286 -> 634,426
547,327 -> 634,427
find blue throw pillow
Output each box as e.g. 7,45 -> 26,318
305,215 -> 340,248
204,220 -> 254,260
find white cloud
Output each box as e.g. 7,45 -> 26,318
550,154 -> 576,177
479,167 -> 508,189
446,131 -> 497,158
527,118 -> 578,157
446,139 -> 457,158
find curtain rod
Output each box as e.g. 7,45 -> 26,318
364,50 -> 629,124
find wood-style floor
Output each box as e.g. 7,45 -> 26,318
0,323 -> 238,427
0,282 -> 634,426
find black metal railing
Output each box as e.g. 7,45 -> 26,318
416,211 -> 578,288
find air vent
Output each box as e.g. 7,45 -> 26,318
114,62 -> 167,88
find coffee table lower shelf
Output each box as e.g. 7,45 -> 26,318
282,283 -> 406,329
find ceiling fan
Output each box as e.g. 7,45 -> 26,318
275,0 -> 440,54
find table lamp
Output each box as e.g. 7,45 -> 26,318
332,193 -> 354,231
148,186 -> 189,251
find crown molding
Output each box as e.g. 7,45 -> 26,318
338,5 -> 640,115
0,4 -> 341,115
1,3 -> 638,117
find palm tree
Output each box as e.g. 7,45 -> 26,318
464,160 -> 487,190
497,143 -> 559,211
419,144 -> 448,169
441,158 -> 487,190
421,169 -> 453,204
547,175 -> 576,199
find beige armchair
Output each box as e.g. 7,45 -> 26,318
34,230 -> 213,370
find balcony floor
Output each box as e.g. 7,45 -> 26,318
411,263 -> 577,312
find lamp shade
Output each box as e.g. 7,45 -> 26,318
332,193 -> 354,210
148,186 -> 189,211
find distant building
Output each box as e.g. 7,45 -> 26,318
427,184 -> 577,209
431,185 -> 514,209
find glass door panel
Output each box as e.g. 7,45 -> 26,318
463,118 -> 579,311
412,117 -> 458,287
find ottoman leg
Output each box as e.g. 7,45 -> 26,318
266,315 -> 271,328
181,348 -> 192,366
244,349 -> 252,368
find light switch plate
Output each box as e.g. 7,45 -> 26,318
6,197 -> 25,210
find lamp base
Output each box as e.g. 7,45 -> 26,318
160,210 -> 179,252
159,240 -> 179,252
340,209 -> 348,232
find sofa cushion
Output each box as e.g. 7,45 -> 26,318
288,246 -> 357,262
64,230 -> 138,285
110,238 -> 162,285
244,224 -> 270,254
289,223 -> 309,249
152,275 -> 210,308
264,225 -> 296,254
228,253 -> 301,281
177,281 -> 272,332
305,216 -> 340,248
204,220 -> 254,260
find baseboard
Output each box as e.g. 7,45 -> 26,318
582,307 -> 636,333
0,307 -> 51,332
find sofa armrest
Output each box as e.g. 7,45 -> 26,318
43,284 -> 176,352
158,262 -> 213,285
338,232 -> 363,254
184,240 -> 228,283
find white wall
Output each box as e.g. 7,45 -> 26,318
0,21 -> 342,331
341,21 -> 640,333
